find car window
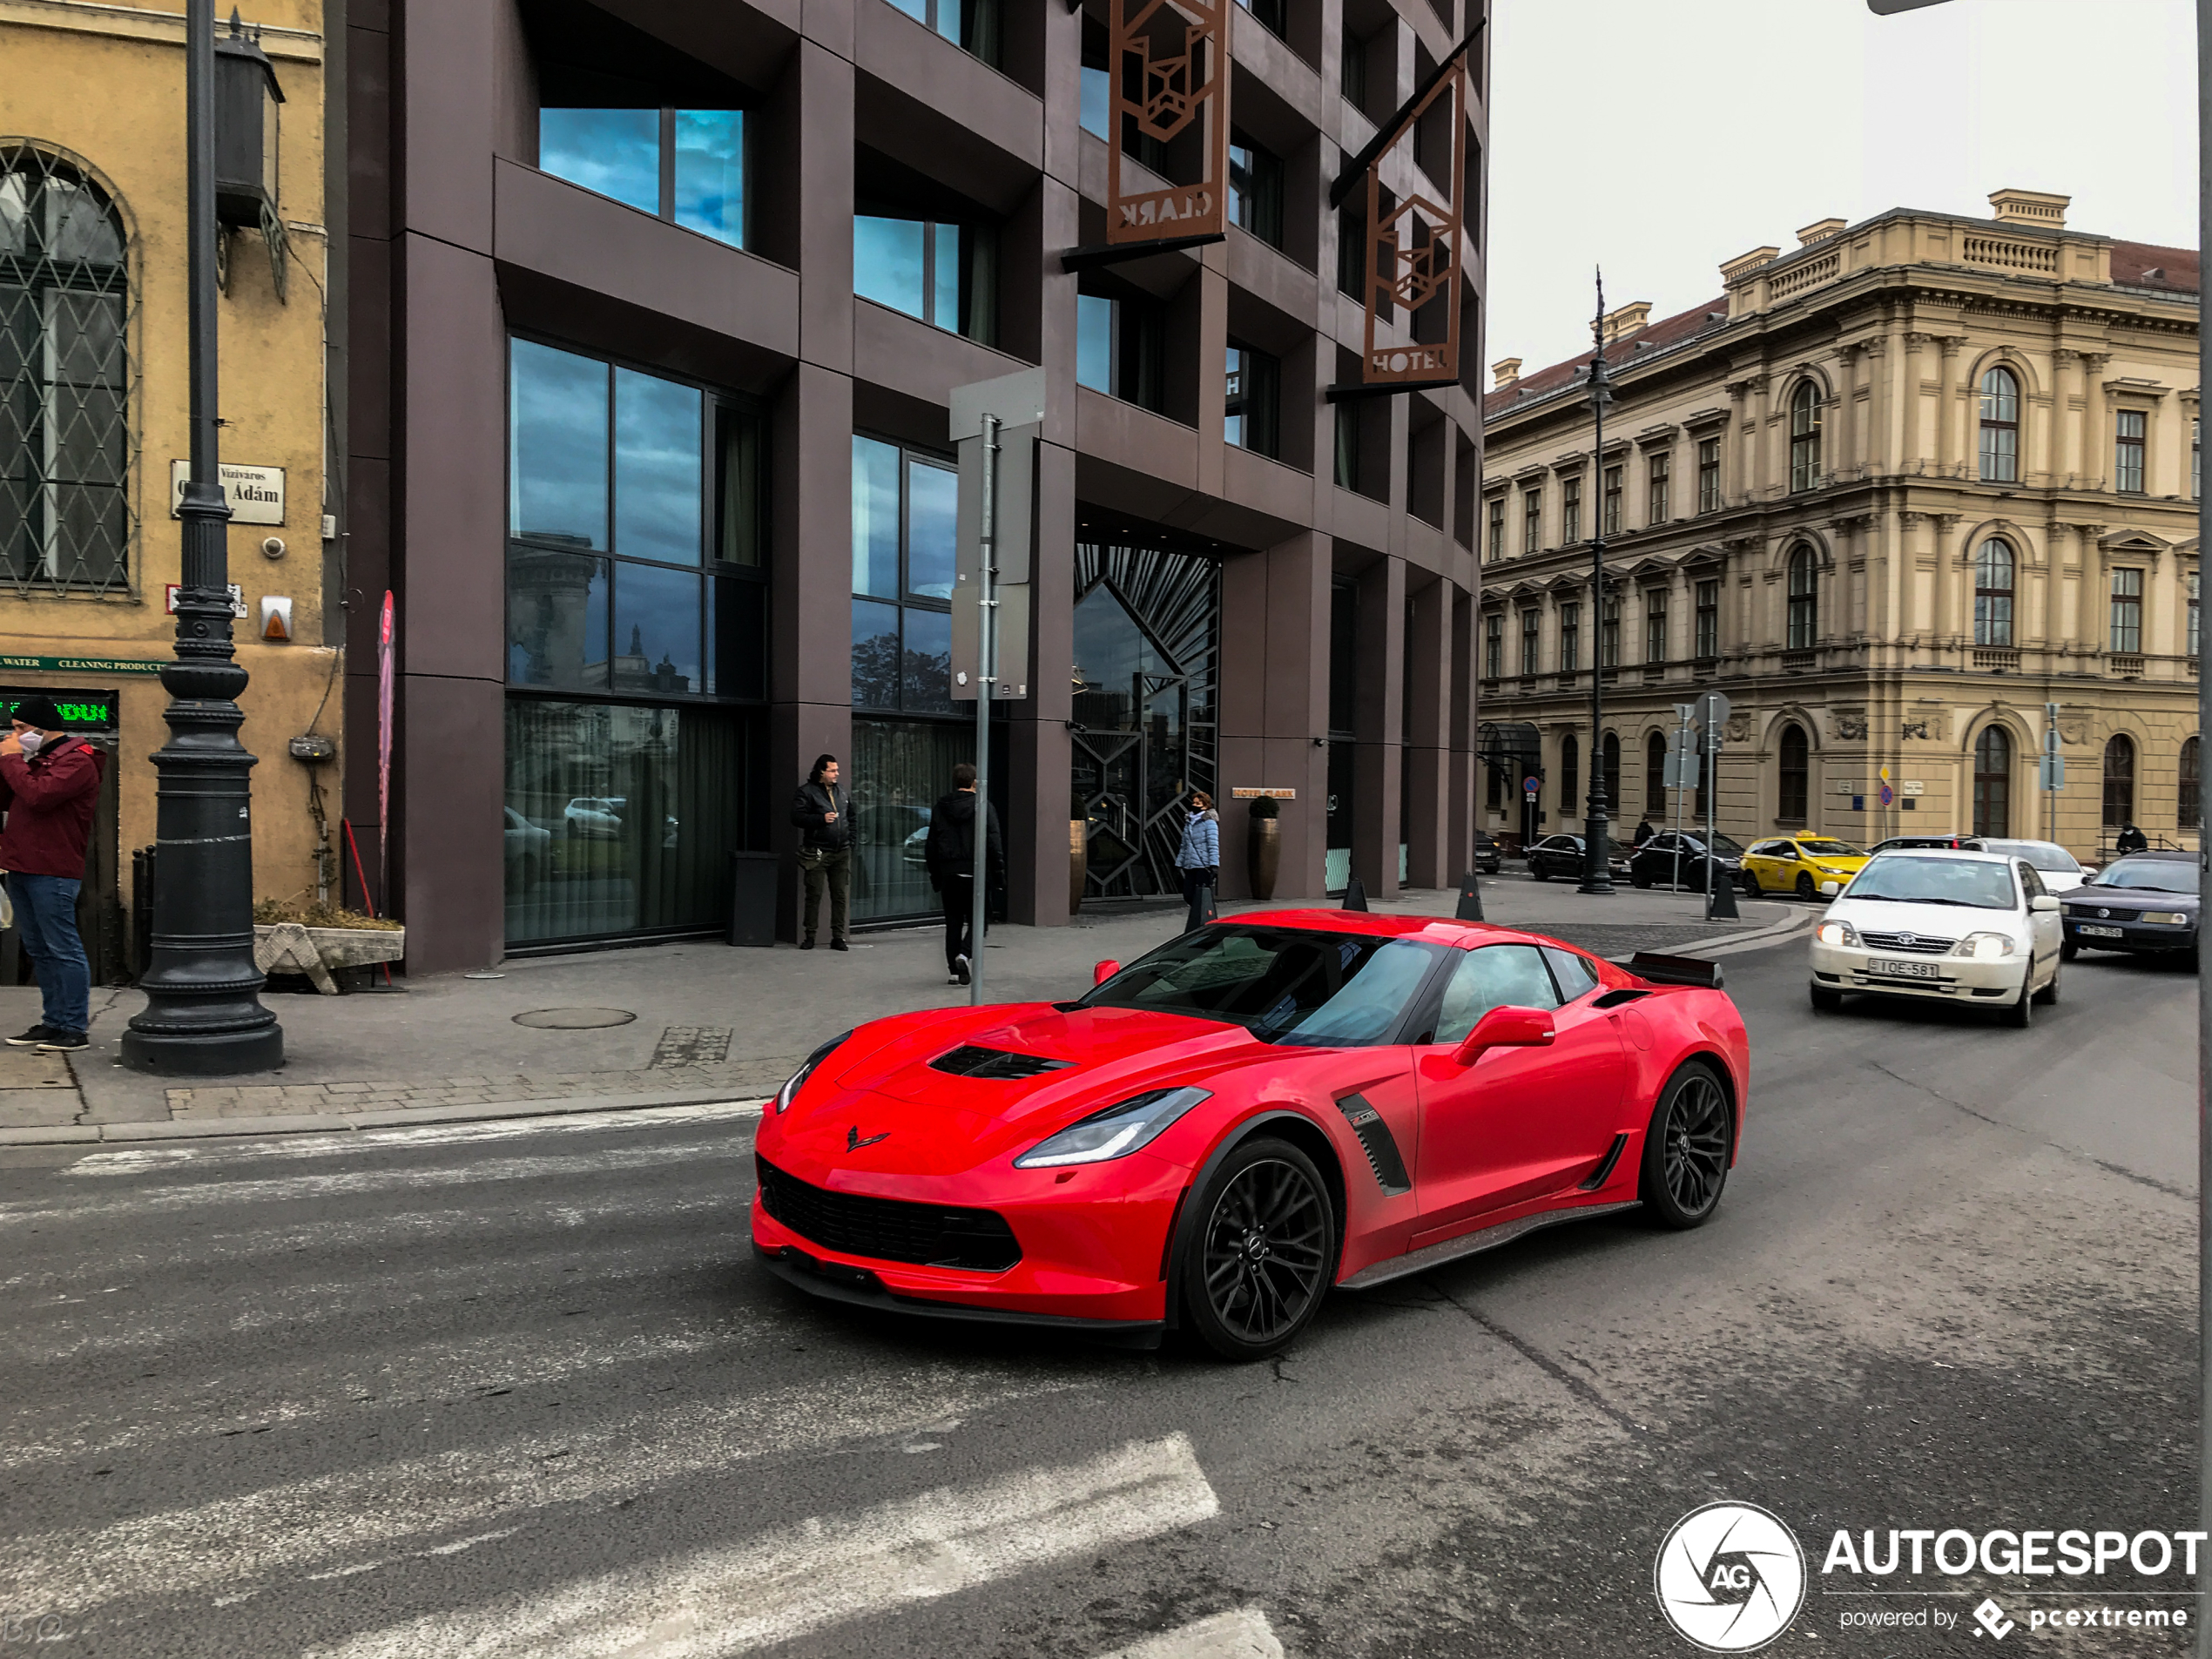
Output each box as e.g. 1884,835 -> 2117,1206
1541,947 -> 1601,1001
2018,863 -> 2044,901
1797,840 -> 1861,858
1436,945 -> 1561,1045
1843,855 -> 2017,909
1086,926 -> 1447,1046
2093,860 -> 2201,894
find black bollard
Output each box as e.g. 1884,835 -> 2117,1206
1705,866 -> 1742,922
1454,870 -> 1485,921
1344,876 -> 1370,912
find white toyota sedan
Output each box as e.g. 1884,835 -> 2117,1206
1809,848 -> 2063,1028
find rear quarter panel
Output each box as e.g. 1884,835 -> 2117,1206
1629,986 -> 1750,1162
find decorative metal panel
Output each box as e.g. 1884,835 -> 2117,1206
1106,0 -> 1229,246
1359,61 -> 1469,389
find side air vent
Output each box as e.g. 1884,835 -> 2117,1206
929,1046 -> 1076,1081
1335,1092 -> 1412,1196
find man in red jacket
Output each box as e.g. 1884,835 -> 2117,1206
0,696 -> 104,1052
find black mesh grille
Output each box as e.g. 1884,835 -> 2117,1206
2065,904 -> 2141,921
928,1045 -> 1074,1081
756,1157 -> 1022,1271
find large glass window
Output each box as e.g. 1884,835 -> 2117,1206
1789,382 -> 1822,492
1697,435 -> 1722,512
1600,592 -> 1620,668
1224,342 -> 1279,458
1521,488 -> 1541,554
1076,291 -> 1163,410
1974,538 -> 2015,647
1644,590 -> 1666,664
1228,133 -> 1284,247
1558,601 -> 1580,673
850,435 -> 957,714
1487,496 -> 1505,560
2115,409 -> 2147,494
855,216 -> 997,345
884,0 -> 1001,63
1602,465 -> 1622,536
1,149 -> 133,594
1648,452 -> 1669,523
1519,609 -> 1539,676
1645,729 -> 1667,816
1561,475 -> 1581,544
2182,735 -> 2201,831
1786,546 -> 1817,649
1973,725 -> 2011,838
1483,611 -> 1502,679
1694,577 -> 1719,659
2102,733 -> 2136,826
538,106 -> 749,249
1979,366 -> 2020,482
2110,568 -> 2143,653
1778,723 -> 1809,822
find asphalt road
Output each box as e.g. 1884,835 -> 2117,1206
0,937 -> 2197,1658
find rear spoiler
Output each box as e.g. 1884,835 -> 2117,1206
1627,951 -> 1724,991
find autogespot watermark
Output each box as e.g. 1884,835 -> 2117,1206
1656,1512 -> 2203,1648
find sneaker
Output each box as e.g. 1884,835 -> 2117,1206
830,939 -> 849,952
947,971 -> 962,985
954,954 -> 971,986
4,1025 -> 50,1048
36,1030 -> 85,1053
800,937 -> 816,951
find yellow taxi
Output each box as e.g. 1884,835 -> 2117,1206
1741,834 -> 1871,900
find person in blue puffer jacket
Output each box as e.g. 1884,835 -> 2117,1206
1175,792 -> 1220,933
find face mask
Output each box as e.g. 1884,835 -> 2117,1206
17,732 -> 42,756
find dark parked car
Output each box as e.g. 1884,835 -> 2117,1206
2060,851 -> 2199,964
1470,829 -> 1503,876
1629,830 -> 1747,893
1525,833 -> 1630,882
1868,834 -> 1986,853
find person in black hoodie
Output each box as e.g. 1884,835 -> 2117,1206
924,762 -> 1002,986
789,753 -> 852,950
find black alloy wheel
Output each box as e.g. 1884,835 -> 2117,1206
1737,871 -> 1760,899
1182,1137 -> 1337,1361
1531,855 -> 1551,881
1639,1063 -> 1731,1230
1795,872 -> 1817,900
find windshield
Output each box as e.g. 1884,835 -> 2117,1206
1084,927 -> 1446,1046
1844,855 -> 2018,909
1796,840 -> 1862,859
2093,860 -> 2201,894
1686,833 -> 1745,857
1982,840 -> 2081,873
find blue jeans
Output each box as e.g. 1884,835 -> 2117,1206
10,873 -> 87,1034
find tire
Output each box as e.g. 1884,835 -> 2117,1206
1809,981 -> 1844,1012
1631,868 -> 1651,889
2001,976 -> 2034,1028
1795,872 -> 1817,901
2033,965 -> 2059,1006
1179,1136 -> 1339,1362
1531,859 -> 1550,882
1738,873 -> 1760,899
2060,941 -> 2078,962
1639,1062 -> 1732,1230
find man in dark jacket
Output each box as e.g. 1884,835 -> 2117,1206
924,762 -> 1001,986
1632,818 -> 1656,846
789,753 -> 852,950
2115,822 -> 2150,854
0,697 -> 103,1051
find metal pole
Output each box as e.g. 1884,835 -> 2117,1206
969,413 -> 999,1008
2196,6 -> 2210,1649
1704,705 -> 1718,914
120,0 -> 282,1075
1579,270 -> 1615,894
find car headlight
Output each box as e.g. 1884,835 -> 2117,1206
1952,933 -> 2016,961
2141,911 -> 2190,927
774,1029 -> 853,1114
1012,1086 -> 1211,1169
1816,920 -> 1859,947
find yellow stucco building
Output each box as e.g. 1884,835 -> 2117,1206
1480,191 -> 2200,864
2,0 -> 339,971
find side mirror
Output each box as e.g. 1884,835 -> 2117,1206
1820,880 -> 1842,896
1093,959 -> 1120,986
2030,894 -> 2060,913
1450,1005 -> 1557,1067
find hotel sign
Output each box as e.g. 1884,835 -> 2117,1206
1107,0 -> 1228,247
169,460 -> 286,525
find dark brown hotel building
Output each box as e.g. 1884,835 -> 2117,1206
340,0 -> 1490,969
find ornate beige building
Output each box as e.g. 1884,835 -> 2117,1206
1479,190 -> 2199,862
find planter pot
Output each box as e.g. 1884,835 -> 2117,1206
254,921 -> 405,995
1069,819 -> 1088,915
1248,819 -> 1280,900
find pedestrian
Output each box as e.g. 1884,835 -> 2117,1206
1632,816 -> 1655,846
925,762 -> 1001,986
790,753 -> 852,951
0,698 -> 104,1052
2115,821 -> 2149,854
1175,791 -> 1220,934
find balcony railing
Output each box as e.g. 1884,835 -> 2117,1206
1641,662 -> 1669,683
1780,650 -> 1817,673
1972,648 -> 2020,672
2109,653 -> 2146,678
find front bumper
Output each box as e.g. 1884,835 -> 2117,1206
1810,939 -> 2028,1000
2063,916 -> 2197,954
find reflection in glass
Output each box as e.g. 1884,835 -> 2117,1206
1080,66 -> 1109,139
538,109 -> 660,214
851,436 -> 901,597
906,460 -> 957,598
932,222 -> 961,332
611,563 -> 702,694
717,406 -> 764,565
850,717 -> 974,924
507,551 -> 609,690
708,577 -> 765,701
854,217 -> 927,318
853,597 -> 901,708
615,369 -> 702,564
1076,294 -> 1113,395
901,606 -> 954,712
511,341 -> 608,548
673,111 -> 745,246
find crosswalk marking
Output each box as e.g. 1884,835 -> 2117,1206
1099,1608 -> 1286,1659
307,1433 -> 1221,1659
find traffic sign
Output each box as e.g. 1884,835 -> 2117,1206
1522,775 -> 1541,796
1878,782 -> 1895,808
1689,691 -> 1731,733
2039,754 -> 2066,791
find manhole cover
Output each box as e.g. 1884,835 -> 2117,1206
512,1007 -> 637,1029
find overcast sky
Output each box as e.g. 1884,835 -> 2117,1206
1485,0 -> 2199,380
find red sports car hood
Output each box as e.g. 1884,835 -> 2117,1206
781,1002 -> 1264,1176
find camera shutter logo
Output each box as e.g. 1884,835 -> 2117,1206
1653,1501 -> 1806,1651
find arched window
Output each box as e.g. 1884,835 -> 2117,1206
1561,732 -> 1579,819
2182,735 -> 2202,832
1788,381 -> 1822,492
0,147 -> 132,593
1777,723 -> 1809,822
1786,545 -> 1817,649
1973,725 -> 2012,838
1645,728 -> 1667,816
1979,366 -> 2020,482
1974,538 -> 2016,647
2102,733 -> 2136,827
1602,730 -> 1620,813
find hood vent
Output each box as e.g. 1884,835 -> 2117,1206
929,1046 -> 1075,1081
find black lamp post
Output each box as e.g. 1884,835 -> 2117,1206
120,0 -> 283,1076
1577,272 -> 1615,895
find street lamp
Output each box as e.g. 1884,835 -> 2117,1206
1865,4 -> 2207,1651
119,0 -> 283,1076
1578,273 -> 1616,895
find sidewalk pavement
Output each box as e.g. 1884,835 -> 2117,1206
0,878 -> 1811,1143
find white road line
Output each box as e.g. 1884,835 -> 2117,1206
66,1100 -> 767,1173
2,1366 -> 1086,1612
308,1433 -> 1220,1659
1097,1608 -> 1286,1659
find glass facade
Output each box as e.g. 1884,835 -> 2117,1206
505,338 -> 768,948
538,107 -> 748,249
854,217 -> 996,345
